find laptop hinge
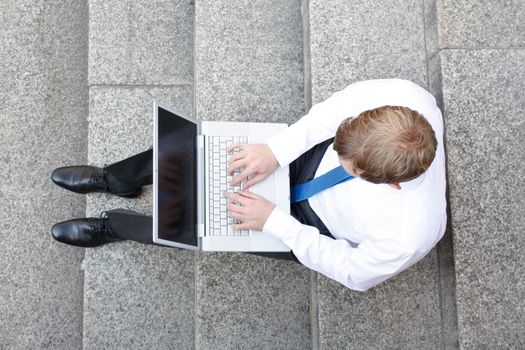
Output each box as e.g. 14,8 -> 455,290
197,135 -> 206,238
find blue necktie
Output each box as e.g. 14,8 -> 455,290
291,165 -> 355,203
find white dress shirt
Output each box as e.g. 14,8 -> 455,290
263,79 -> 447,291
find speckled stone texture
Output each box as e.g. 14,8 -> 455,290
196,253 -> 311,350
88,0 -> 193,85
423,0 -> 440,60
195,0 -> 305,123
309,0 -> 428,104
318,253 -> 442,350
83,244 -> 195,350
429,53 -> 460,350
440,49 -> 525,350
0,1 -> 87,349
194,1 -> 311,348
435,0 -> 525,49
86,86 -> 192,217
84,87 -> 195,349
308,1 -> 446,349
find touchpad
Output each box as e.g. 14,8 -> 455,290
249,174 -> 275,201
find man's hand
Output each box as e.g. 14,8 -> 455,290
224,190 -> 276,231
227,143 -> 279,189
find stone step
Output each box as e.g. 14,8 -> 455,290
194,1 -> 312,349
84,86 -> 195,350
0,0 -> 88,349
83,0 -> 195,348
437,48 -> 525,350
308,1 -> 450,349
427,1 -> 524,348
88,0 -> 193,86
431,0 -> 524,50
2,0 -> 523,348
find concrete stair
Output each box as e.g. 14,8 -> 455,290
309,1 -> 445,349
84,0 -> 195,347
1,0 -> 523,349
194,2 -> 311,350
434,49 -> 525,350
0,1 -> 88,348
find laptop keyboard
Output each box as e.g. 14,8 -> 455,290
208,135 -> 249,237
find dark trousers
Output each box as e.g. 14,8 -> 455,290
104,139 -> 335,260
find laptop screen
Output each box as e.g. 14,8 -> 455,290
157,106 -> 198,247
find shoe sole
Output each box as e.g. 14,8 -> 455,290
115,189 -> 142,198
54,188 -> 142,198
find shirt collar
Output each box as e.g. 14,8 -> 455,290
359,172 -> 426,192
397,173 -> 426,191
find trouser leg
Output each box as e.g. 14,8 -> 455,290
105,208 -> 154,245
105,149 -> 153,188
103,140 -> 334,258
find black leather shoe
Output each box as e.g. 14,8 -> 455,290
51,215 -> 123,247
51,166 -> 141,198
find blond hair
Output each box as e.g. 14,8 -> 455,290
333,105 -> 437,184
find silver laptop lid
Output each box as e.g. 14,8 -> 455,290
153,102 -> 200,250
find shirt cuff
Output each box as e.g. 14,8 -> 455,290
266,134 -> 293,168
262,206 -> 298,241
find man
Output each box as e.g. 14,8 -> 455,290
51,79 -> 446,291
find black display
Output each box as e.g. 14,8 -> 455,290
157,107 -> 198,247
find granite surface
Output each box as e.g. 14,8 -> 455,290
86,85 -> 192,217
429,54 -> 460,350
88,0 -> 193,85
318,252 -> 442,350
84,86 -> 195,349
308,1 -> 446,348
193,2 -> 311,349
195,0 -> 305,123
436,0 -> 525,49
4,0 -> 522,348
423,0 -> 440,60
309,0 -> 428,103
440,49 -> 525,350
87,86 -> 192,175
195,253 -> 312,350
0,0 -> 88,348
83,243 -> 195,350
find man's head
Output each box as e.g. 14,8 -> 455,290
333,105 -> 437,185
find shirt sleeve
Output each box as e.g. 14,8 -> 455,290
263,207 -> 418,291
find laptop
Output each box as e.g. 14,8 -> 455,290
153,102 -> 291,252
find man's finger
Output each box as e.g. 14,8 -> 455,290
223,191 -> 248,206
238,190 -> 261,200
230,168 -> 255,186
227,209 -> 245,221
242,173 -> 266,190
223,191 -> 241,202
227,158 -> 248,175
233,222 -> 252,231
227,202 -> 247,215
228,151 -> 246,165
227,142 -> 246,153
